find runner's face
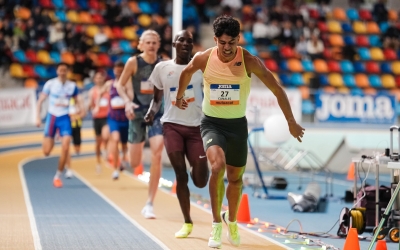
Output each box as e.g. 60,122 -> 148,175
113,66 -> 124,78
215,34 -> 239,61
93,73 -> 104,86
174,32 -> 193,57
57,65 -> 68,79
141,34 -> 160,55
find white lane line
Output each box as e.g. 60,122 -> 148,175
18,157 -> 43,250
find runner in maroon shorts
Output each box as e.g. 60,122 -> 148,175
144,30 -> 209,238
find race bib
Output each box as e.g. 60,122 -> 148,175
99,97 -> 108,107
55,97 -> 70,107
110,96 -> 125,109
210,84 -> 240,105
140,80 -> 154,94
170,85 -> 195,105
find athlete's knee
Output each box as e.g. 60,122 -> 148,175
43,149 -> 51,157
192,174 -> 208,188
228,174 -> 243,187
176,171 -> 189,184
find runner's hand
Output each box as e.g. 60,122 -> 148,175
144,110 -> 155,126
36,117 -> 42,127
288,122 -> 305,142
92,106 -> 99,116
175,98 -> 188,110
125,102 -> 139,120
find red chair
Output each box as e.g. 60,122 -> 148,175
309,9 -> 319,19
91,13 -> 105,24
98,53 -> 112,67
355,35 -> 369,47
88,0 -> 100,10
327,61 -> 341,72
111,26 -> 123,39
64,0 -> 78,9
359,9 -> 372,20
39,0 -> 53,8
22,65 -> 37,78
396,76 -> 400,87
280,46 -> 295,58
317,22 -> 328,33
25,50 -> 37,63
365,61 -> 380,74
264,59 -> 278,72
384,49 -> 397,60
323,48 -> 332,59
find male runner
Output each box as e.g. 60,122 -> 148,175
144,30 -> 209,237
36,62 -> 84,188
176,15 -> 305,248
116,30 -> 163,219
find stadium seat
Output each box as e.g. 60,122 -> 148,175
343,74 -> 356,87
309,9 -> 319,19
37,50 -> 52,64
302,99 -> 315,115
340,60 -> 354,73
355,74 -> 370,88
358,48 -> 371,60
22,65 -> 37,78
388,10 -> 398,21
328,73 -> 344,87
317,22 -> 328,33
55,10 -> 67,22
323,48 -> 332,59
98,54 -> 112,67
121,54 -> 131,64
353,21 -> 367,34
365,61 -> 380,74
10,63 -> 25,78
359,9 -> 372,20
396,76 -> 400,87
61,52 -> 75,65
49,51 -> 61,64
79,12 -> 92,24
333,8 -> 346,21
111,26 -> 123,39
47,66 -> 57,78
265,59 -> 278,72
302,72 -> 314,85
364,88 -> 377,95
344,35 -> 355,46
341,23 -> 352,33
328,21 -> 342,33
392,61 -> 400,75
25,50 -> 37,63
384,49 -> 397,60
368,75 -> 382,88
350,88 -> 364,95
381,74 -> 396,88
299,86 -> 310,100
279,60 -> 288,71
319,74 -> 329,86
287,59 -> 302,72
119,40 -> 134,53
123,26 -> 138,40
66,10 -> 79,23
380,62 -> 392,74
65,0 -> 78,9
329,34 -> 344,46
88,0 -> 101,10
77,0 -> 88,9
86,25 -> 99,37
379,22 -> 390,33
327,61 -> 341,72
291,73 -> 304,86
346,8 -> 359,20
138,1 -> 153,14
353,62 -> 366,73
337,87 -> 350,94
355,35 -> 369,47
39,0 -> 53,8
302,60 -> 314,72
279,74 -> 290,85
139,14 -> 152,27
366,22 -> 380,34
244,45 -> 258,55
24,78 -> 38,89
314,59 -> 328,73
128,1 -> 141,13
34,65 -> 49,78
369,35 -> 381,47
13,50 -> 27,63
14,6 -> 31,20
52,0 -> 63,8
243,31 -> 254,45
280,46 -> 295,58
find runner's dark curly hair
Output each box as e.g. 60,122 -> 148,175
213,15 -> 240,38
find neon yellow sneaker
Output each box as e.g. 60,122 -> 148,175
175,223 -> 193,238
222,211 -> 240,247
208,222 -> 222,248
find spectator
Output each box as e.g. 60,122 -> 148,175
25,18 -> 37,49
373,0 -> 388,23
120,0 -> 134,27
280,20 -> 295,47
303,20 -> 320,39
342,45 -> 356,61
64,23 -> 75,50
265,19 -> 281,43
105,0 -> 122,26
94,26 -> 111,51
381,21 -> 400,50
252,17 -> 270,45
48,22 -> 66,51
31,6 -> 43,25
12,18 -> 27,50
295,35 -> 308,59
0,31 -> 12,74
307,34 -> 324,60
35,23 -> 48,50
292,19 -> 304,41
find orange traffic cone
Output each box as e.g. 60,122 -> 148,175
375,240 -> 387,250
343,228 -> 360,250
171,180 -> 177,194
347,162 -> 355,181
237,193 -> 251,223
134,163 -> 144,176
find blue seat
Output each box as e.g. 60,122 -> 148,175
47,66 -> 57,78
243,31 -> 254,45
358,48 -> 371,60
302,60 -> 314,72
268,45 -> 278,51
34,65 -> 49,78
344,35 -> 355,46
379,22 -> 390,33
55,10 -> 66,22
120,54 -> 131,64
138,2 -> 152,14
244,45 -> 257,55
381,62 -> 392,74
150,2 -> 160,13
291,73 -> 304,86
319,74 -> 329,86
341,23 -> 352,33
350,88 -> 364,95
106,68 -> 114,78
279,60 -> 288,71
369,35 -> 381,47
110,54 -> 119,63
346,8 -> 359,20
368,75 -> 382,87
343,74 -> 356,87
13,50 -> 27,63
49,51 -> 61,63
302,100 -> 315,115
353,62 -> 366,72
340,60 -> 354,74
119,40 -> 134,53
77,0 -> 88,9
279,74 -> 290,85
52,0 -> 63,8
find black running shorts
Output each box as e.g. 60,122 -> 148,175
200,115 -> 248,167
93,118 -> 107,136
72,126 -> 81,146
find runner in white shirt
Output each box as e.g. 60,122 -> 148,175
144,30 -> 209,238
36,63 -> 85,188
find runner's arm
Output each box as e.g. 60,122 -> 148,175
75,94 -> 86,118
177,54 -> 203,100
116,57 -> 137,104
36,92 -> 47,126
148,86 -> 163,115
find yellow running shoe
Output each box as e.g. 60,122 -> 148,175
175,223 -> 193,238
222,211 -> 240,246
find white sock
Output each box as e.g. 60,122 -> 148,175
54,170 -> 62,179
